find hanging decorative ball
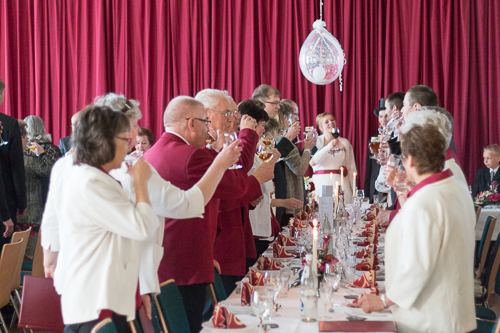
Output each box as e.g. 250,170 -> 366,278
299,20 -> 345,86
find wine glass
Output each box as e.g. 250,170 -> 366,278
356,190 -> 364,201
381,154 -> 400,187
205,128 -> 218,147
257,142 -> 273,163
264,271 -> 281,316
369,137 -> 380,160
223,132 -> 242,169
319,281 -> 334,319
294,230 -> 306,260
378,147 -> 390,164
395,166 -> 408,192
279,265 -> 291,298
251,288 -> 272,332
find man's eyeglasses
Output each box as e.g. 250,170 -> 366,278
263,100 -> 281,105
209,109 -> 239,118
186,117 -> 211,127
116,136 -> 132,145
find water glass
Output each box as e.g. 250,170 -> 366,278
319,281 -> 334,319
251,288 -> 272,330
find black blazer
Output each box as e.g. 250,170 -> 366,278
273,137 -> 295,227
0,112 -> 27,222
364,138 -> 381,203
473,167 -> 500,198
58,136 -> 72,156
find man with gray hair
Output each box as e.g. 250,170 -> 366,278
195,89 -> 237,134
145,96 -> 272,333
0,78 -> 26,246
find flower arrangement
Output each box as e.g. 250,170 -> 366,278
475,181 -> 500,207
294,235 -> 339,286
304,176 -> 316,205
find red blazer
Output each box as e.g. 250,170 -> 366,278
144,132 -> 249,286
214,131 -> 262,276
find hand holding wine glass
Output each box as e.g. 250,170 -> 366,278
223,132 -> 243,169
284,121 -> 300,142
214,139 -> 243,170
239,115 -> 257,131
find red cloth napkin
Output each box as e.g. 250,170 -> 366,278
241,281 -> 254,306
249,269 -> 265,286
355,253 -> 380,271
297,210 -> 309,220
212,304 -> 246,329
256,256 -> 280,271
347,287 -> 380,307
273,242 -> 295,258
356,233 -> 379,247
290,217 -> 307,229
347,270 -> 377,288
277,232 -> 296,246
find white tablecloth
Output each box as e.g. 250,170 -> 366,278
475,207 -> 500,240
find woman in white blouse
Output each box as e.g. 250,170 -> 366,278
41,106 -> 158,332
358,124 -> 476,333
309,113 -> 357,203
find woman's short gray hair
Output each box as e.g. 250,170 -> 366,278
93,93 -> 142,121
195,89 -> 228,109
401,109 -> 452,148
24,115 -> 52,142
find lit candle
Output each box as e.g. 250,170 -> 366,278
335,182 -> 339,218
353,172 -> 357,197
340,167 -> 344,191
312,219 -> 319,275
330,172 -> 333,186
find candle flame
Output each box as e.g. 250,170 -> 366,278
353,172 -> 356,177
312,218 -> 318,227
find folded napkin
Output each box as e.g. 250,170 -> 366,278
305,204 -> 313,214
356,233 -> 379,247
289,226 -> 298,237
347,286 -> 380,307
355,252 -> 380,271
273,242 -> 295,258
241,281 -> 254,306
356,244 -> 377,259
212,304 -> 246,329
249,269 -> 264,286
347,270 -> 377,288
256,256 -> 280,271
296,210 -> 310,221
290,217 -> 308,229
277,232 -> 296,246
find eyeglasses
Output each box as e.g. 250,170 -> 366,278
116,136 -> 132,145
209,109 -> 239,118
186,117 -> 211,127
263,100 -> 281,105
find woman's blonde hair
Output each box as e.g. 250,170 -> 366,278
315,113 -> 335,133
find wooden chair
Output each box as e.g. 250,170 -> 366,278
21,231 -> 44,278
475,204 -> 483,227
9,228 -> 31,331
208,268 -> 227,306
91,318 -> 117,333
477,216 -> 497,279
476,232 -> 500,308
154,279 -> 190,333
0,240 -> 24,333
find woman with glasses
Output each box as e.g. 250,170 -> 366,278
41,106 -> 157,332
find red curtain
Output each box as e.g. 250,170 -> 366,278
0,0 -> 498,187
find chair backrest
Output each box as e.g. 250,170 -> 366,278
155,279 -> 190,333
11,228 -> 31,290
0,240 -> 24,308
31,232 -> 44,277
91,318 -> 117,333
210,268 -> 227,305
478,216 -> 497,277
475,205 -> 483,226
483,232 -> 500,300
493,314 -> 500,333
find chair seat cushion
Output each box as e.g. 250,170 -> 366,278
469,319 -> 495,333
476,305 -> 497,321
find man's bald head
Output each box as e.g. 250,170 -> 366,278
164,96 -> 205,130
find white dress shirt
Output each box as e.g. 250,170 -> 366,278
248,154 -> 273,237
109,154 -> 205,296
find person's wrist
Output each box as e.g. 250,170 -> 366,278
304,148 -> 311,153
380,294 -> 389,309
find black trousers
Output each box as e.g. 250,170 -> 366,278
64,312 -> 131,333
177,283 -> 207,333
219,274 -> 243,297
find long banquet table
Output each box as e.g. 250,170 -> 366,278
201,225 -> 396,332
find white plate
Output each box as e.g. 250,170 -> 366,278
202,320 -> 258,332
345,308 -> 391,317
346,288 -> 370,295
284,246 -> 298,251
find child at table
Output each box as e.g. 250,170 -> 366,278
473,144 -> 500,198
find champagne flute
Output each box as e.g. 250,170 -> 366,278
319,281 -> 334,319
223,132 -> 242,169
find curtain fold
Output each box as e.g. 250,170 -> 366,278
0,0 -> 498,187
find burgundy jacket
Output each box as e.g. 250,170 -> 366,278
144,131 -> 250,286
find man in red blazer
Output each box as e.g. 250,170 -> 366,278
145,96 -> 273,333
